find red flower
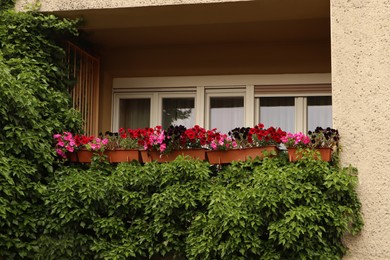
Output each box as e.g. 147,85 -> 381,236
186,129 -> 196,140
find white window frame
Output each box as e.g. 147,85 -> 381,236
205,87 -> 247,130
112,93 -> 156,132
158,92 -> 197,128
255,93 -> 332,133
112,74 -> 331,133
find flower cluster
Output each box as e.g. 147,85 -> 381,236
85,137 -> 108,152
104,128 -> 140,150
229,124 -> 286,148
53,132 -> 76,158
140,126 -> 167,153
308,127 -> 340,149
53,132 -> 106,158
182,125 -> 207,149
205,128 -> 237,150
281,132 -> 311,148
55,124 -> 339,158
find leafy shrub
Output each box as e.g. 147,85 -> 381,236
36,156 -> 362,259
0,5 -> 83,258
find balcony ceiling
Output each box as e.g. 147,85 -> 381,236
51,0 -> 330,48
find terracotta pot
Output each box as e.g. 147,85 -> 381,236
140,149 -> 206,163
76,149 -> 94,163
104,149 -> 140,163
287,147 -> 332,162
206,146 -> 278,164
66,152 -> 78,162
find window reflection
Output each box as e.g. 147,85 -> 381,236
162,98 -> 195,129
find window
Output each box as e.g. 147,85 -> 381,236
259,97 -> 295,133
119,98 -> 150,129
112,75 -> 331,134
307,96 -> 332,131
162,98 -> 195,129
209,96 -> 244,134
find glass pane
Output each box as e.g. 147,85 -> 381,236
162,98 -> 195,129
260,97 -> 295,133
307,96 -> 332,131
210,96 -> 244,134
119,99 -> 150,129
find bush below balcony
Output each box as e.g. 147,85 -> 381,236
34,156 -> 362,259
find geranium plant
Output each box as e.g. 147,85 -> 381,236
207,129 -> 238,150
53,132 -> 102,158
140,126 -> 167,153
53,132 -> 77,158
281,132 -> 311,148
104,128 -> 140,150
229,124 -> 286,148
181,125 -> 208,149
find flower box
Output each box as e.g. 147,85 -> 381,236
206,146 -> 278,164
140,149 -> 206,163
104,149 -> 140,163
76,149 -> 94,163
66,152 -> 78,162
287,148 -> 332,162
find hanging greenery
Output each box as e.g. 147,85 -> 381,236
0,3 -> 82,258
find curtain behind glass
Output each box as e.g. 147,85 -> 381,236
260,97 -> 295,133
210,97 -> 244,134
307,96 -> 332,131
119,99 -> 150,129
162,98 -> 195,129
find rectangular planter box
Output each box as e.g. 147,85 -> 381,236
76,150 -> 94,163
206,146 -> 278,164
104,149 -> 140,163
140,149 -> 206,163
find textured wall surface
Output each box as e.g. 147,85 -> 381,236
15,0 -> 246,11
331,0 -> 390,259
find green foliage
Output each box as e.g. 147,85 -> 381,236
0,7 -> 82,258
36,157 -> 363,259
0,0 -> 15,10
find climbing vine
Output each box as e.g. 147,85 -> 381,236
0,3 -> 82,258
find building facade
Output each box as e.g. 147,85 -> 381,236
16,0 -> 390,258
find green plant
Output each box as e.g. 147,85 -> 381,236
34,157 -> 362,259
0,5 -> 83,258
308,127 -> 340,149
104,128 -> 140,150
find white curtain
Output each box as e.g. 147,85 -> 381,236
260,97 -> 295,133
119,99 -> 150,129
307,96 -> 332,131
210,97 -> 244,134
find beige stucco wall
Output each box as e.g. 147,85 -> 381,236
15,0 -> 246,11
331,0 -> 390,259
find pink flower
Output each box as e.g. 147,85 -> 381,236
53,134 -> 61,139
101,138 -> 108,145
160,143 -> 166,152
57,141 -> 65,147
56,149 -> 66,158
65,145 -> 74,152
63,132 -> 73,141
